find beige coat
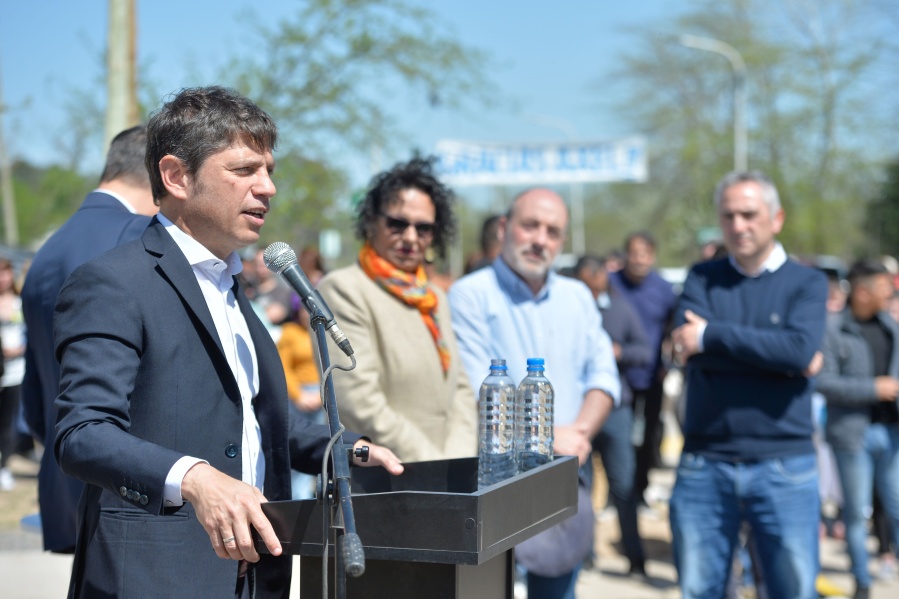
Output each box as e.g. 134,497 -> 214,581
316,263 -> 477,462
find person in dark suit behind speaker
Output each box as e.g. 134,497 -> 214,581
53,86 -> 403,599
21,124 -> 158,553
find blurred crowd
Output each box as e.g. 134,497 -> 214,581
2,140 -> 899,599
220,165 -> 899,599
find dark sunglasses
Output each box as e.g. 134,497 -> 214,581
379,212 -> 436,238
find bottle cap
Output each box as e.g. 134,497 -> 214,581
526,357 -> 545,368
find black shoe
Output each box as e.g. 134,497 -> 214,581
853,584 -> 870,599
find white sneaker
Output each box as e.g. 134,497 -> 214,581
645,482 -> 671,503
876,554 -> 899,581
597,505 -> 618,521
513,580 -> 527,599
0,467 -> 14,491
637,503 -> 662,520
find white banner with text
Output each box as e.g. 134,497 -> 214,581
435,137 -> 648,186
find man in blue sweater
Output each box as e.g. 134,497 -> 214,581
609,232 -> 677,507
669,171 -> 828,599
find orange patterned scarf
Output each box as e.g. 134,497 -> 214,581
358,243 -> 450,375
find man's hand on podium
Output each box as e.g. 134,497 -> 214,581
352,439 -> 404,475
182,443 -> 402,563
181,463 -> 282,563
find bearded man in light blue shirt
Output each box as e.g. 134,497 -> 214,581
449,187 -> 620,599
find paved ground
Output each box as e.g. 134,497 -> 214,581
576,467 -> 899,599
3,443 -> 899,598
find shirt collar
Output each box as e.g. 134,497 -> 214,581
596,291 -> 611,310
94,188 -> 137,214
156,213 -> 243,283
729,241 -> 787,278
493,256 -> 553,301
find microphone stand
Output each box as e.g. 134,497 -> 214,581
304,293 -> 365,599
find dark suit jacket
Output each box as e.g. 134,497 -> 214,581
21,191 -> 151,552
54,219 -> 337,598
597,290 -> 652,408
817,309 -> 899,452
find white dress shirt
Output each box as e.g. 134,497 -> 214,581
159,213 -> 265,506
94,188 -> 137,213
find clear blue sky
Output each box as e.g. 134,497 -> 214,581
1,0 -> 681,184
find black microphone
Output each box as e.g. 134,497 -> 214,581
263,242 -> 353,356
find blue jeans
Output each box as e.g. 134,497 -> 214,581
592,405 -> 645,568
525,463 -> 592,599
832,423 -> 899,588
527,565 -> 580,599
669,452 -> 819,599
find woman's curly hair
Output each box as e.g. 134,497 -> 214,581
355,156 -> 458,260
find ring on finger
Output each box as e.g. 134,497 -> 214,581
674,343 -> 683,353
223,535 -> 236,544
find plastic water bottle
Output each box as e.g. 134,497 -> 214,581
515,358 -> 554,472
478,359 -> 518,488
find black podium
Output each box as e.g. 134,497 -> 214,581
259,456 -> 578,599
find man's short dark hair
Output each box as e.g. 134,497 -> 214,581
574,254 -> 605,277
146,86 -> 278,201
100,125 -> 149,187
624,230 -> 657,253
355,156 -> 457,259
847,259 -> 890,289
480,214 -> 502,252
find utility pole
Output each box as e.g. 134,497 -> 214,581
104,0 -> 139,153
0,58 -> 18,246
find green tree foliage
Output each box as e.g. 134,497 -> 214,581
17,0 -> 492,250
220,0 -> 493,260
14,40 -> 165,246
225,0 -> 493,155
595,0 -> 892,264
12,160 -> 92,247
257,152 -> 350,251
865,158 -> 899,257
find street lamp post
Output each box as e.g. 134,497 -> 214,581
522,113 -> 586,256
679,34 -> 747,172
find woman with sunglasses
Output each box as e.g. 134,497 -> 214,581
316,157 -> 476,462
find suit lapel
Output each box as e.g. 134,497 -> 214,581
140,219 -> 240,398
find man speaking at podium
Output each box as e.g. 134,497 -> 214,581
53,86 -> 402,599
